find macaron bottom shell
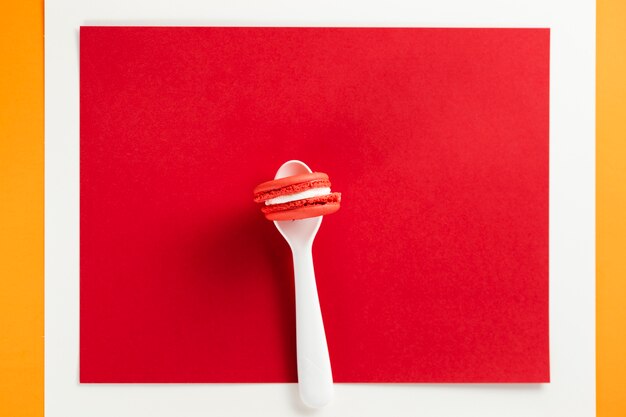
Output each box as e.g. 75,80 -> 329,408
262,193 -> 341,221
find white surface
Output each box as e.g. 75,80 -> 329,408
265,187 -> 332,206
45,0 -> 596,416
274,161 -> 334,408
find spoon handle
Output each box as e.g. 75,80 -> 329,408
292,246 -> 333,408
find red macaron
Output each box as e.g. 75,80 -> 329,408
253,172 -> 341,221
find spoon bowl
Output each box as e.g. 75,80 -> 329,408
274,161 -> 323,250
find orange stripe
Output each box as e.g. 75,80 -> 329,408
0,1 -> 44,416
597,0 -> 626,416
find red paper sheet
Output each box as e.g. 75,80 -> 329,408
80,27 -> 549,383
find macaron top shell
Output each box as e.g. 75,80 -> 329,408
253,172 -> 331,203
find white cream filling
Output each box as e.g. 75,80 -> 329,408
265,187 -> 331,205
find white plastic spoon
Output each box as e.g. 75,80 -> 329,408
273,160 -> 334,408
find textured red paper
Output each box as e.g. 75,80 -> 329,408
80,27 -> 549,383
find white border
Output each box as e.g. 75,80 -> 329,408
45,1 -> 596,416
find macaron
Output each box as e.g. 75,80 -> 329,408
253,172 -> 341,221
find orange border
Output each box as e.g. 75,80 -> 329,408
597,0 -> 626,416
0,1 -> 44,416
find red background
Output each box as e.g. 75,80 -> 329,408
80,27 -> 549,382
